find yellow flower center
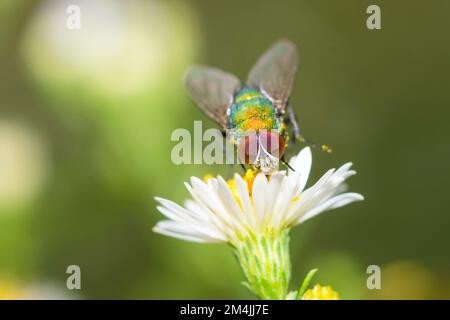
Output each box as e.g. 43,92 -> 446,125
203,174 -> 214,183
204,170 -> 256,197
227,169 -> 256,196
204,170 -> 257,213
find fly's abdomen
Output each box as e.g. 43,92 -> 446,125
228,88 -> 280,142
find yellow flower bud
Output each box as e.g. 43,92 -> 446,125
302,284 -> 340,300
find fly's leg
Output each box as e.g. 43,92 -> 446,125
286,105 -> 332,153
280,156 -> 295,171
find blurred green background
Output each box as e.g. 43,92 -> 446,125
1,0 -> 449,299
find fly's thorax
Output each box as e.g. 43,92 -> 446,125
227,87 -> 281,143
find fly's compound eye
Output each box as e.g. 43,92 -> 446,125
259,131 -> 285,159
238,133 -> 259,165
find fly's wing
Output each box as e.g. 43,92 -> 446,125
185,65 -> 241,129
247,39 -> 299,111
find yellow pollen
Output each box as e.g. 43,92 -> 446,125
321,144 -> 333,153
302,284 -> 340,300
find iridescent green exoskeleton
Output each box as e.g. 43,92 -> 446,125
185,39 -> 330,174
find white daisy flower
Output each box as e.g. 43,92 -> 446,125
153,147 -> 363,299
154,147 -> 362,243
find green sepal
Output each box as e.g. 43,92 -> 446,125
296,268 -> 318,300
233,230 -> 291,300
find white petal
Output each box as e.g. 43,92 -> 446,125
335,162 -> 353,175
271,176 -> 296,229
183,199 -> 229,238
289,147 -> 312,191
153,220 -> 225,243
298,168 -> 335,205
216,176 -> 249,228
155,197 -> 201,222
234,173 -> 255,227
153,198 -> 228,242
297,193 -> 364,224
183,199 -> 211,221
252,173 -> 268,226
190,177 -> 234,225
262,173 -> 283,228
153,226 -> 210,243
156,205 -> 186,223
184,182 -> 236,240
159,219 -> 226,242
194,176 -> 249,239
